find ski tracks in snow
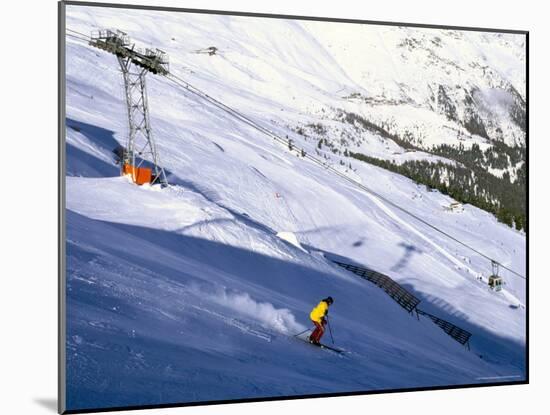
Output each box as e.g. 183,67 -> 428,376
191,305 -> 274,342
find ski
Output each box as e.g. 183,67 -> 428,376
310,342 -> 345,354
293,332 -> 346,354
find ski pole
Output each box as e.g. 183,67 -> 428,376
326,316 -> 335,344
294,327 -> 311,337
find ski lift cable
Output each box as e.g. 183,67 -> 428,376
62,30 -> 526,281
66,32 -> 90,42
66,28 -> 93,41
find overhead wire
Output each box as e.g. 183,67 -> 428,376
66,32 -> 90,42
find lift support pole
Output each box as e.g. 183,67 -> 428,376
89,29 -> 169,186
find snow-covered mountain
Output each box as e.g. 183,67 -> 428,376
64,5 -> 527,411
313,24 -> 527,148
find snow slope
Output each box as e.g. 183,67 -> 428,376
64,5 -> 526,411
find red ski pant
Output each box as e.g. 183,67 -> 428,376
310,319 -> 326,343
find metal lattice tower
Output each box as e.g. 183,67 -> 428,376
89,29 -> 169,186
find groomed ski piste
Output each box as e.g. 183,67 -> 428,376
64,6 -> 526,411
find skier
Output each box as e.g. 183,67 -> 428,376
308,297 -> 334,345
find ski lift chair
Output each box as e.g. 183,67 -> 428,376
488,275 -> 503,291
488,261 -> 503,291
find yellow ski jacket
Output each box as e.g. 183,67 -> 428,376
310,300 -> 328,323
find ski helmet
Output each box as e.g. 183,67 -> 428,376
325,296 -> 334,305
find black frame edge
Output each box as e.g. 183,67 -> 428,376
525,30 -> 530,385
59,1 -> 67,414
62,0 -> 528,35
63,380 -> 529,414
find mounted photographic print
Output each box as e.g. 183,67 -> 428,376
59,1 -> 528,413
